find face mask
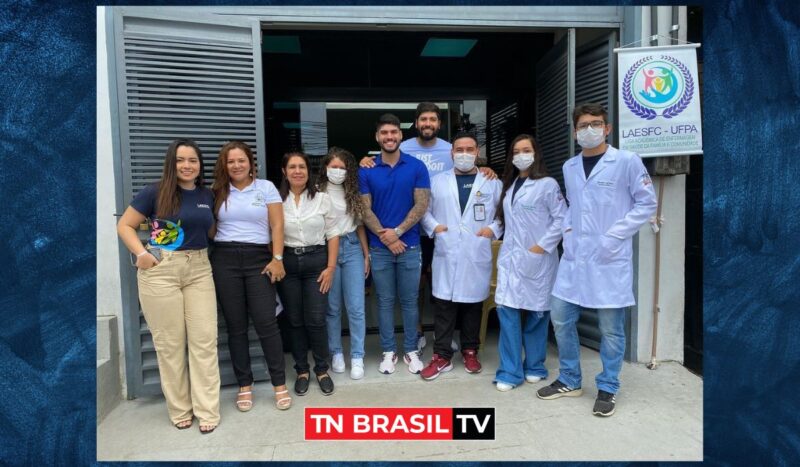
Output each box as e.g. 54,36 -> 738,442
453,153 -> 476,172
512,152 -> 534,171
577,126 -> 606,149
327,168 -> 346,185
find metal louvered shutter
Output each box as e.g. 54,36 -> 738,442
114,9 -> 267,396
574,33 -> 617,352
487,102 -> 518,175
535,31 -> 574,190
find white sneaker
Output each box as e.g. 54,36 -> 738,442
525,375 -> 543,384
496,381 -> 514,392
416,333 -> 427,352
379,351 -> 397,374
350,358 -> 365,380
404,351 -> 424,374
331,353 -> 346,373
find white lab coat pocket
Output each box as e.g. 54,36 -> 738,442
597,234 -> 624,263
519,249 -> 547,280
561,231 -> 575,261
469,235 -> 493,264
433,229 -> 451,256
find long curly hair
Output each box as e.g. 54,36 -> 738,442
316,146 -> 363,219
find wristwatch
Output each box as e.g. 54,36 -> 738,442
394,227 -> 403,237
273,254 -> 283,261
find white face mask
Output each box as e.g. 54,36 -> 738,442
453,153 -> 477,172
512,152 -> 535,171
326,167 -> 346,185
576,126 -> 606,149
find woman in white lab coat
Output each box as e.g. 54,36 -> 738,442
493,134 -> 567,391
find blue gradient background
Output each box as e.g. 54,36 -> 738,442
0,0 -> 798,465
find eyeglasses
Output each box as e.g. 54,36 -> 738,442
576,120 -> 606,131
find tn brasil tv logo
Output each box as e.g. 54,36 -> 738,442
623,55 -> 694,120
305,407 -> 495,440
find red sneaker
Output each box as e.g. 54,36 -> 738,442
420,354 -> 453,380
462,349 -> 482,374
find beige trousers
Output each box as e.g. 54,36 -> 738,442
138,248 -> 221,425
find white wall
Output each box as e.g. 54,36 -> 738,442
96,6 -> 127,394
635,175 -> 686,363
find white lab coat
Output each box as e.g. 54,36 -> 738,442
421,171 -> 503,303
552,145 -> 658,309
494,177 -> 567,311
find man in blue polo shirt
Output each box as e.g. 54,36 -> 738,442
359,113 -> 430,375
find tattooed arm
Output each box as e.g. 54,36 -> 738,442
378,188 -> 430,245
360,193 -> 384,236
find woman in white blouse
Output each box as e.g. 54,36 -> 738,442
210,141 -> 291,412
277,152 -> 340,396
317,147 -> 370,380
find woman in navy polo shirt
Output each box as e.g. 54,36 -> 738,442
117,138 -> 220,434
210,141 -> 291,412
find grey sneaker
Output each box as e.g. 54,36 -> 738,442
378,351 -> 397,374
592,390 -> 617,416
536,379 -> 583,400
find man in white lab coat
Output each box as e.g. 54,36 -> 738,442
418,132 -> 503,380
537,103 -> 657,417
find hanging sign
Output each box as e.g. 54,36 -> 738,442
614,44 -> 703,157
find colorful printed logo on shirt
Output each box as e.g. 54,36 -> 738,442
622,55 -> 694,120
150,219 -> 184,251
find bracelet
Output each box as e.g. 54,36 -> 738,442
136,251 -> 149,257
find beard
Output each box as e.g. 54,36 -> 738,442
417,127 -> 438,142
380,140 -> 399,153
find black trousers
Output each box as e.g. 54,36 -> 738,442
433,299 -> 482,360
211,242 -> 286,387
276,247 -> 330,375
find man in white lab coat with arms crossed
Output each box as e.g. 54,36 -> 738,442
537,103 -> 657,417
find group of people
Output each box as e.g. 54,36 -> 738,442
116,101 -> 657,434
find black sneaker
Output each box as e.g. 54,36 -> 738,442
294,374 -> 310,396
592,390 -> 616,416
536,379 -> 583,400
317,373 -> 335,396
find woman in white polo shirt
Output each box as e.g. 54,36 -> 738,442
277,151 -> 340,397
211,141 -> 291,412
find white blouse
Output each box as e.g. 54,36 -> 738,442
325,183 -> 360,236
282,190 -> 341,247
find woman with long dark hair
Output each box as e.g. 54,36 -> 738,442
317,147 -> 370,380
492,134 -> 567,392
117,138 -> 220,434
277,152 -> 341,396
210,140 -> 291,412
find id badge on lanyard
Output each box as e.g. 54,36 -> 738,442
473,204 -> 486,221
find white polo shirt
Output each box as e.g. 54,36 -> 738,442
214,179 -> 282,244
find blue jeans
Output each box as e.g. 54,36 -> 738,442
369,245 -> 421,354
494,305 -> 550,387
326,231 -> 366,359
550,296 -> 627,394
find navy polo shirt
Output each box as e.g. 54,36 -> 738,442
359,151 -> 431,249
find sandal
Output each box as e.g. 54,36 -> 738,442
199,423 -> 217,435
274,387 -> 292,410
236,385 -> 253,412
174,418 -> 193,430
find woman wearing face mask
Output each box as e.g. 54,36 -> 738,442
277,152 -> 341,396
317,147 -> 370,380
116,139 -> 220,434
492,134 -> 567,392
210,141 -> 291,412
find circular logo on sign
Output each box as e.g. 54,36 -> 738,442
622,54 -> 694,120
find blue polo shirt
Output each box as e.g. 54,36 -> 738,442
359,151 -> 431,249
